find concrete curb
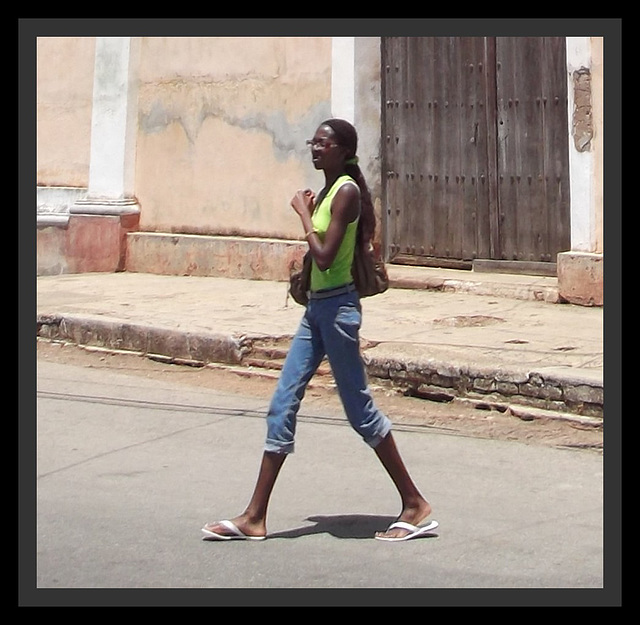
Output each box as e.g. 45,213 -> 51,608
37,312 -> 603,421
36,314 -> 247,367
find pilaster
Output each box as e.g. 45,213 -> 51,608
68,36 -> 141,272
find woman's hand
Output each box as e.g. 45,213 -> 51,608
290,189 -> 315,216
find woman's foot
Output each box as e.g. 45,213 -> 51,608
374,500 -> 433,540
202,514 -> 266,540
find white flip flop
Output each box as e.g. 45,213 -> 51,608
374,519 -> 439,542
201,519 -> 266,541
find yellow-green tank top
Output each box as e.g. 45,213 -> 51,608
310,174 -> 360,292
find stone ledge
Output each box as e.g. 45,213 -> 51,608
363,353 -> 603,419
125,232 -> 306,282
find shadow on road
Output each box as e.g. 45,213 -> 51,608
265,514 -> 439,540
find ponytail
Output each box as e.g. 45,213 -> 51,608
345,162 -> 376,248
321,118 -> 377,248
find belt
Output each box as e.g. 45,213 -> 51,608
308,283 -> 356,300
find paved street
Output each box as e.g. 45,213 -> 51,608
28,355 -> 610,604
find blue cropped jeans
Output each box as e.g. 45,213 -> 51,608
265,288 -> 392,454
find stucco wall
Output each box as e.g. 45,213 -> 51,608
135,37 -> 333,239
37,37 -> 95,187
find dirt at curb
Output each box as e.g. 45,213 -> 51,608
37,339 -> 603,454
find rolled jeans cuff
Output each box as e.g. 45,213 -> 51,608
264,439 -> 295,455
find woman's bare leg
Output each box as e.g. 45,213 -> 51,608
203,451 -> 287,538
373,432 -> 432,539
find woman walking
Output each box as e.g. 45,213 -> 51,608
202,119 -> 437,542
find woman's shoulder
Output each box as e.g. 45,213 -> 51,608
330,176 -> 361,221
334,175 -> 360,196
338,173 -> 358,186
319,175 -> 360,213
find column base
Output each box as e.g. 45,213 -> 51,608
70,197 -> 141,216
557,251 -> 603,306
37,199 -> 140,275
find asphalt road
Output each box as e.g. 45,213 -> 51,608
28,356 -> 612,605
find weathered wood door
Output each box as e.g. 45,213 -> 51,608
382,37 -> 570,273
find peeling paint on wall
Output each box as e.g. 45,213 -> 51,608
134,38 -> 334,238
139,88 -> 329,162
572,68 -> 593,152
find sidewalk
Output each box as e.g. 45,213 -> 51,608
36,266 -> 604,421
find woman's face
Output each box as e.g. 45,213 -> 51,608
308,125 -> 346,170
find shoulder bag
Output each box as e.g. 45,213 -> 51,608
288,243 -> 388,306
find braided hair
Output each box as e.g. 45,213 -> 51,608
321,118 -> 376,247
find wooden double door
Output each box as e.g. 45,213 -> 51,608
382,37 -> 571,273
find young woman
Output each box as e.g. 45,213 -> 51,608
202,119 -> 437,542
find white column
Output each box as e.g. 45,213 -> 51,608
565,37 -> 596,252
331,37 -> 356,123
72,37 -> 140,215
